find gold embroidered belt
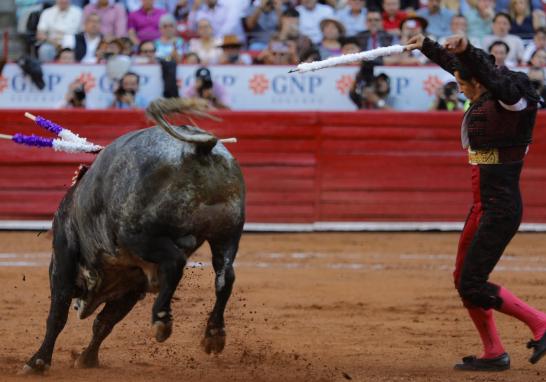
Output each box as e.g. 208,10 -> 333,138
468,147 -> 527,165
468,148 -> 499,164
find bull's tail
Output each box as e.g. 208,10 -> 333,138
146,98 -> 219,153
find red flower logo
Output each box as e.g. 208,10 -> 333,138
249,74 -> 269,95
336,75 -> 354,94
77,72 -> 96,92
423,75 -> 444,96
0,76 -> 8,93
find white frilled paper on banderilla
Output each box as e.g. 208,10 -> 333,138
289,45 -> 405,73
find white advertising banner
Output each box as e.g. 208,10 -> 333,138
0,63 -> 451,111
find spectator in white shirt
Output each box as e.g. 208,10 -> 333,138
189,18 -> 222,64
296,0 -> 335,43
189,0 -> 245,40
62,13 -> 103,63
482,12 -> 526,66
37,0 -> 82,61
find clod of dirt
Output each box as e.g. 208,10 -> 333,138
342,371 -> 352,380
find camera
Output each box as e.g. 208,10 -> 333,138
115,87 -> 136,98
73,84 -> 86,101
443,82 -> 458,99
197,76 -> 213,97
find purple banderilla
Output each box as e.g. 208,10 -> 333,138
12,133 -> 53,148
34,116 -> 63,135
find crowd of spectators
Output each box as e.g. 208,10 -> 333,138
14,0 -> 546,109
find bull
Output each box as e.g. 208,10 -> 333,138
21,99 -> 245,373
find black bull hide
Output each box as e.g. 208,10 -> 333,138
22,125 -> 245,373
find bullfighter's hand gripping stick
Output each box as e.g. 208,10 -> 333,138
288,45 -> 406,73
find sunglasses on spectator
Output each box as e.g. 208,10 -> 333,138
141,49 -> 156,53
367,17 -> 381,21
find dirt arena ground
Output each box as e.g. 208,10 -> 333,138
2,231 -> 546,381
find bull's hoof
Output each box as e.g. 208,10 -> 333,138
201,328 -> 226,354
153,320 -> 172,343
17,359 -> 49,375
73,351 -> 99,369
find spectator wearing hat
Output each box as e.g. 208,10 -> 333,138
128,0 -> 166,45
461,0 -> 494,41
335,0 -> 367,37
155,13 -> 186,62
318,18 -> 345,59
189,18 -> 222,64
416,0 -> 454,39
218,35 -> 252,64
184,67 -> 229,109
62,13 -> 103,64
488,40 -> 511,67
296,0 -> 335,44
482,12 -> 525,66
83,0 -> 127,40
244,0 -> 285,51
355,9 -> 394,51
382,0 -> 407,37
523,27 -> 546,63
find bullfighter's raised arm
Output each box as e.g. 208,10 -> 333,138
420,37 -> 458,76
454,39 -> 525,106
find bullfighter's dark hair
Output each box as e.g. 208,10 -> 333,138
452,61 -> 474,82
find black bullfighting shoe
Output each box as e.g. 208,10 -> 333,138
454,353 -> 510,371
528,332 -> 546,364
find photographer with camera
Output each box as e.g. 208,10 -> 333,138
431,81 -> 466,111
183,67 -> 230,109
110,72 -> 148,109
350,64 -> 395,109
61,78 -> 87,108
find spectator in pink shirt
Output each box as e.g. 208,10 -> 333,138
128,0 -> 166,44
83,0 -> 127,40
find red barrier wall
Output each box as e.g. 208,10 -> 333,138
1,110 -> 546,223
